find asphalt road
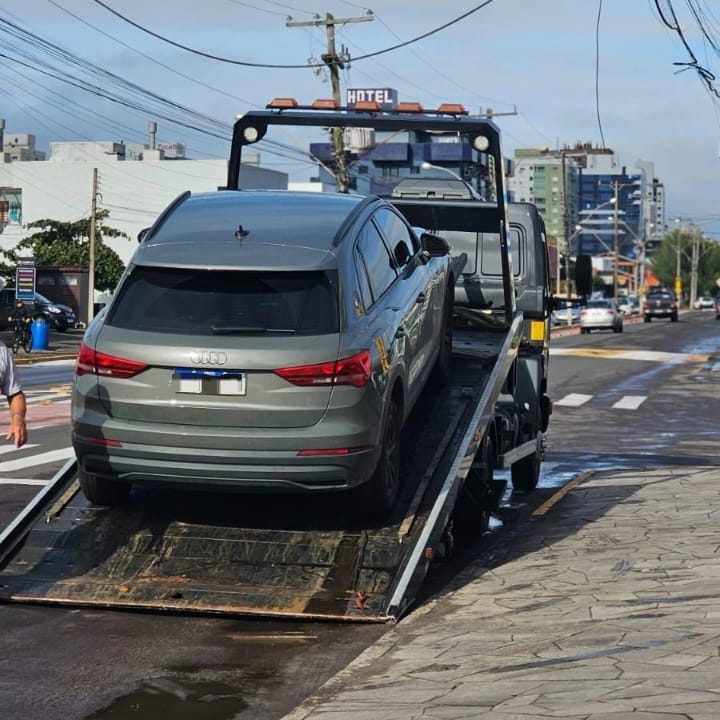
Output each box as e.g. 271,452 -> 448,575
0,308 -> 718,720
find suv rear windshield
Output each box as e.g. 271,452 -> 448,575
107,266 -> 340,336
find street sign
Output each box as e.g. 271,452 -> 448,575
15,260 -> 36,300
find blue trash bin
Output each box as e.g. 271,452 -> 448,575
31,317 -> 49,351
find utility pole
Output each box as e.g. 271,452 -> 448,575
612,180 -> 620,300
673,217 -> 684,303
561,153 -> 572,309
690,224 -> 700,306
287,12 -> 373,193
87,167 -> 98,326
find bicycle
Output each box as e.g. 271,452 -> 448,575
10,319 -> 32,354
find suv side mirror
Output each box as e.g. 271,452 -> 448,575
137,227 -> 151,243
420,231 -> 450,258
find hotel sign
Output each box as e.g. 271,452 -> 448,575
346,88 -> 398,110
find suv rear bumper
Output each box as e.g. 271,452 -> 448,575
73,435 -> 380,493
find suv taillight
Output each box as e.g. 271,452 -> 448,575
76,342 -> 148,378
275,350 -> 372,388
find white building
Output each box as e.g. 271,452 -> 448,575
0,140 -> 289,265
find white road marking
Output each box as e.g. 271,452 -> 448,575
0,477 -> 48,485
0,444 -> 39,455
24,395 -> 71,405
612,395 -> 647,410
554,393 -> 593,407
0,447 -> 75,473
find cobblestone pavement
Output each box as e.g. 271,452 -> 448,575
283,465 -> 720,720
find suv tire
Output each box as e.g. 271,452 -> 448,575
355,399 -> 401,516
79,469 -> 131,506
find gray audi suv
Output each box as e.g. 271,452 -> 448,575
72,190 -> 454,514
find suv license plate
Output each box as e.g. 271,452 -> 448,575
174,369 -> 247,396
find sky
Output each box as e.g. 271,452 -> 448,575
2,0 -> 720,237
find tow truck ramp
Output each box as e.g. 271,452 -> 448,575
0,321 -> 521,622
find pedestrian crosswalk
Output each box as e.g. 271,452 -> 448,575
0,444 -> 74,484
554,393 -> 648,410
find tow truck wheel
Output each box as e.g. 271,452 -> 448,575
429,288 -> 453,388
355,399 -> 401,516
78,469 -> 131,506
452,433 -> 495,539
511,442 -> 541,492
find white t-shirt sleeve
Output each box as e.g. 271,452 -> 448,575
0,345 -> 23,398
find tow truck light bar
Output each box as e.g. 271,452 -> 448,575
265,97 -> 467,116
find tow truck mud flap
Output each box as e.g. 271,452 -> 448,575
0,341 -> 510,622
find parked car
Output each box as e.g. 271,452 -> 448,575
33,291 -> 76,331
643,288 -> 678,322
693,295 -> 715,310
580,298 -> 623,334
72,190 -> 455,515
0,287 -> 75,331
552,302 -> 581,326
617,294 -> 639,316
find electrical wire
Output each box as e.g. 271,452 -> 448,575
653,0 -> 720,99
594,0 -> 607,147
90,0 -> 498,68
0,13 -> 320,166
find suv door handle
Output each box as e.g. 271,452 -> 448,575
395,326 -> 407,339
416,292 -> 426,304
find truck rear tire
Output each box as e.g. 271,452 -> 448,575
511,443 -> 541,492
452,434 -> 495,539
79,469 -> 131,506
355,399 -> 401,516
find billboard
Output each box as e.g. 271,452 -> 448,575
346,88 -> 398,110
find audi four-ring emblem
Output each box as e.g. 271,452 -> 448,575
190,351 -> 228,365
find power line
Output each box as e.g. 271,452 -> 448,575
89,0 -> 498,68
594,0 -> 607,147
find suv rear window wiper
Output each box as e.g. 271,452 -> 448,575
210,325 -> 296,335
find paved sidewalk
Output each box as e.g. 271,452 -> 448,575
284,465 -> 720,720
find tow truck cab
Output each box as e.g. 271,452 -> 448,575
390,177 -> 550,332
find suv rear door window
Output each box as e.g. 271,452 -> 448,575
356,222 -> 397,303
107,266 -> 339,336
373,207 -> 417,271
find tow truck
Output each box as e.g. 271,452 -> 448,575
0,99 -> 589,622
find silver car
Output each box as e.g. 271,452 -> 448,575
580,298 -> 624,334
72,190 -> 454,514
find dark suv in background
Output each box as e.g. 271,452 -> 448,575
643,288 -> 678,323
0,287 -> 76,331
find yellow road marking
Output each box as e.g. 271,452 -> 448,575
551,348 -> 711,363
532,471 -> 593,516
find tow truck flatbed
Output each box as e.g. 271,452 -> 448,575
0,323 -> 520,622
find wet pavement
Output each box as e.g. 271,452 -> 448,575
281,464 -> 720,720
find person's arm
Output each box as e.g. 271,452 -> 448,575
6,391 -> 27,448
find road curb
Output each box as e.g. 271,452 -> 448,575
13,353 -> 78,366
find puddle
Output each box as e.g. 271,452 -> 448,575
84,678 -> 246,720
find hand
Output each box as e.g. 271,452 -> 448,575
6,414 -> 27,448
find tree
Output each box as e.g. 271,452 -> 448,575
648,228 -> 720,297
2,210 -> 128,291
